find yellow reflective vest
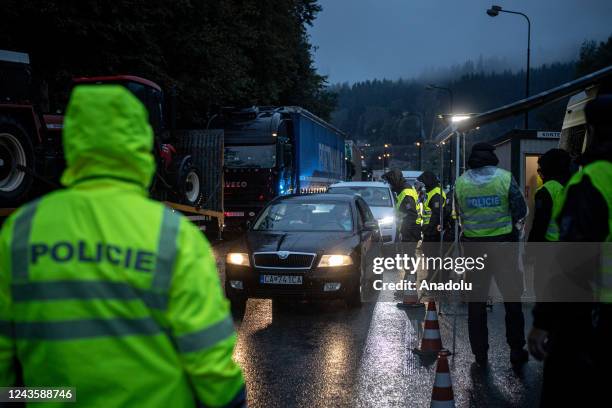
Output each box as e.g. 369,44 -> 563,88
456,168 -> 513,238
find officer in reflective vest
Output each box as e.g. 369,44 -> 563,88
383,169 -> 421,242
530,155 -> 612,406
528,149 -> 571,243
0,85 -> 245,407
417,171 -> 446,240
455,142 -> 529,367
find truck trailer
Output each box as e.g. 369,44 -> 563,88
222,106 -> 346,228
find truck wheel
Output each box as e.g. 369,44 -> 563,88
0,117 -> 35,206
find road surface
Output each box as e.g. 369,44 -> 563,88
213,240 -> 543,408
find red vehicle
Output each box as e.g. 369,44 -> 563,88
1,50 -> 223,236
1,50 -> 201,208
0,49 -> 64,206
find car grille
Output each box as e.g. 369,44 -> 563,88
253,252 -> 316,269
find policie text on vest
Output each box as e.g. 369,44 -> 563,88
30,241 -> 156,273
466,195 -> 502,208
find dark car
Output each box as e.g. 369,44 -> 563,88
225,194 -> 381,314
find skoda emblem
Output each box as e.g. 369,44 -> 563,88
277,251 -> 290,259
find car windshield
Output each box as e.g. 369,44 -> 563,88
328,186 -> 392,207
253,202 -> 353,232
224,145 -> 276,168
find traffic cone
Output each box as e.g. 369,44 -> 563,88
397,269 -> 423,308
413,301 -> 443,355
430,349 -> 455,408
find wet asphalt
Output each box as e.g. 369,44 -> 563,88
213,240 -> 543,408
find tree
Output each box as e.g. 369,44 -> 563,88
576,35 -> 612,77
0,0 -> 336,124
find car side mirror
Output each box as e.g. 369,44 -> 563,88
245,220 -> 252,229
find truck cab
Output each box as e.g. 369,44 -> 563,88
221,106 -> 345,229
222,107 -> 295,227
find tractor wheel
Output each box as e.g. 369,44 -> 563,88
0,116 -> 35,206
178,156 -> 203,207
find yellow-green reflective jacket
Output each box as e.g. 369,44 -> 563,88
422,187 -> 446,226
0,85 -> 244,407
456,167 -> 513,238
537,179 -> 564,241
395,187 -> 421,225
558,160 -> 612,302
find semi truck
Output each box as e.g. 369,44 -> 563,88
1,50 -> 224,236
221,106 -> 346,228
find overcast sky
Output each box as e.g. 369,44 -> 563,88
308,0 -> 612,84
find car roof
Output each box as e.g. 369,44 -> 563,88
329,181 -> 390,188
273,193 -> 356,203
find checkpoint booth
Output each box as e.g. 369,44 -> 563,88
491,129 -> 560,237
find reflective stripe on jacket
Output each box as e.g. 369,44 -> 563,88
537,179 -> 564,241
456,167 -> 513,237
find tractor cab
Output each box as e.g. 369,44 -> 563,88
72,75 -> 201,207
72,75 -> 166,136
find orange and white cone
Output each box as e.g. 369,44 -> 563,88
413,301 -> 443,355
397,269 -> 423,308
430,349 -> 455,408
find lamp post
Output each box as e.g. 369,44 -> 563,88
415,141 -> 422,170
426,85 -> 455,184
487,4 -> 531,129
426,84 -> 454,113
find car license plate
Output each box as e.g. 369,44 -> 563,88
260,275 -> 303,285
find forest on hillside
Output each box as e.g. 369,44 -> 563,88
0,0 -> 336,125
330,35 -> 612,172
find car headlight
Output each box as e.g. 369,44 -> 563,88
226,252 -> 250,266
318,254 -> 353,267
378,216 -> 395,226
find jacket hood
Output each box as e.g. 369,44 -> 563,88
463,166 -> 500,185
382,168 -> 407,193
61,85 -> 155,189
417,171 -> 438,191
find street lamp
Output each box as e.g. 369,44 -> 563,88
486,4 -> 531,128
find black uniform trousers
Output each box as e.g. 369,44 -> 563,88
464,238 -> 526,356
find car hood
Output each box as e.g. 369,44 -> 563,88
242,230 -> 360,255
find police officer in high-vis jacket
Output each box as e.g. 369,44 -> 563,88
455,142 -> 529,367
383,169 -> 421,242
0,85 -> 246,407
528,149 -> 571,243
418,171 -> 446,242
528,95 -> 611,407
